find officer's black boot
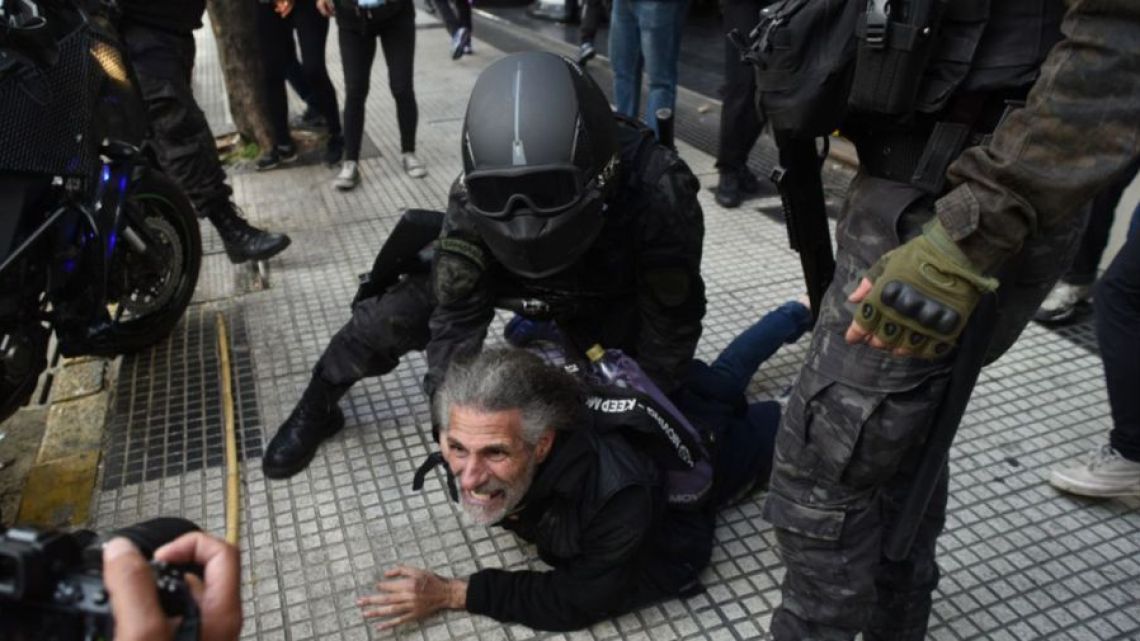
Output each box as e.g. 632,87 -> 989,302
205,202 -> 292,264
714,171 -> 743,208
262,375 -> 349,479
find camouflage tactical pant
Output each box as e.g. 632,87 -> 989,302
764,172 -> 1087,640
315,273 -> 434,387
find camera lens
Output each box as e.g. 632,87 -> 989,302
0,552 -> 22,598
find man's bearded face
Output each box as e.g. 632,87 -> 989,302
442,406 -> 552,526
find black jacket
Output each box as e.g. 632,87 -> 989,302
465,427 -> 714,631
426,118 -> 706,397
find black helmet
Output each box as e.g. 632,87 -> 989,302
461,51 -> 619,279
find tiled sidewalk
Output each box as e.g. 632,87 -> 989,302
89,12 -> 1139,641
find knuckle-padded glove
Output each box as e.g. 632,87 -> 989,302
855,220 -> 998,358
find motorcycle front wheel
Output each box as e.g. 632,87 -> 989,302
94,168 -> 202,355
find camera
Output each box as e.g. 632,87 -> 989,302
0,518 -> 202,641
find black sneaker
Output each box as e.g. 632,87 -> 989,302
578,41 -> 596,66
256,144 -> 298,171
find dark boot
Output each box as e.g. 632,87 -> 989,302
263,376 -> 349,479
205,203 -> 292,264
715,171 -> 743,208
737,167 -> 778,198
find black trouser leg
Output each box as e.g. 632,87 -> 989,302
431,0 -> 460,34
1064,163 -> 1138,284
580,0 -> 602,42
716,0 -> 766,173
283,38 -> 313,106
293,0 -> 342,135
255,3 -> 294,147
337,25 -> 378,162
456,0 -> 472,31
316,274 -> 435,386
121,23 -> 232,215
377,3 -> 419,154
1098,224 -> 1140,461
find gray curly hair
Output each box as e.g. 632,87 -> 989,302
434,348 -> 586,445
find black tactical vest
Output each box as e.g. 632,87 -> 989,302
915,0 -> 1064,114
748,0 -> 1064,137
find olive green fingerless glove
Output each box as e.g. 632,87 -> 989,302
854,220 -> 999,358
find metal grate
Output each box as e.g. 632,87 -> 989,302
101,305 -> 263,490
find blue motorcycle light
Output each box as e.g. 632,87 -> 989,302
63,258 -> 77,273
102,165 -> 112,183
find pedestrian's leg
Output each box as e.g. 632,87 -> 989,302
608,0 -> 642,120
283,34 -> 313,107
379,5 -> 421,159
293,0 -> 342,136
430,0 -> 460,35
707,300 -> 812,398
580,0 -> 601,43
638,0 -> 687,135
1099,228 -> 1140,461
337,25 -> 378,163
254,3 -> 294,149
715,0 -> 766,208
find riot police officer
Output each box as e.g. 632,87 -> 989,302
262,52 -> 706,479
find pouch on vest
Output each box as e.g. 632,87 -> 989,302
847,0 -> 948,116
741,0 -> 860,138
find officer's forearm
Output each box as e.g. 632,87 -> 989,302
935,0 -> 1140,273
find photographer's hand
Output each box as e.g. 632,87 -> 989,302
357,565 -> 467,630
104,538 -> 172,641
155,532 -> 243,641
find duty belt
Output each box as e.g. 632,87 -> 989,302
853,93 -> 1025,194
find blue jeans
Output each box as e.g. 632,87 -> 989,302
608,0 -> 689,137
681,301 -> 813,504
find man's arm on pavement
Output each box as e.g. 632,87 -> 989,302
465,487 -> 653,631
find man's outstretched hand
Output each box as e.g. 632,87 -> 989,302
846,221 -> 998,359
357,565 -> 467,630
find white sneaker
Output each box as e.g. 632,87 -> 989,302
1048,444 -> 1140,498
334,161 -> 359,191
402,153 -> 427,179
1033,281 -> 1091,324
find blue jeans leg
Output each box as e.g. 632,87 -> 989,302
637,0 -> 688,136
709,301 -> 813,398
609,0 -> 642,120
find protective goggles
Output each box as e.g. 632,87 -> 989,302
464,165 -> 593,218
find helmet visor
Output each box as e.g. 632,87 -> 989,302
465,166 -> 584,217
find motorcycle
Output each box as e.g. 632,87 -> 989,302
1,0 -> 202,423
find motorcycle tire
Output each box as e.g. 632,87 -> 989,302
91,168 -> 202,356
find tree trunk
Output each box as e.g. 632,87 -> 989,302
206,0 -> 272,149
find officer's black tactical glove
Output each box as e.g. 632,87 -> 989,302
855,220 -> 999,358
